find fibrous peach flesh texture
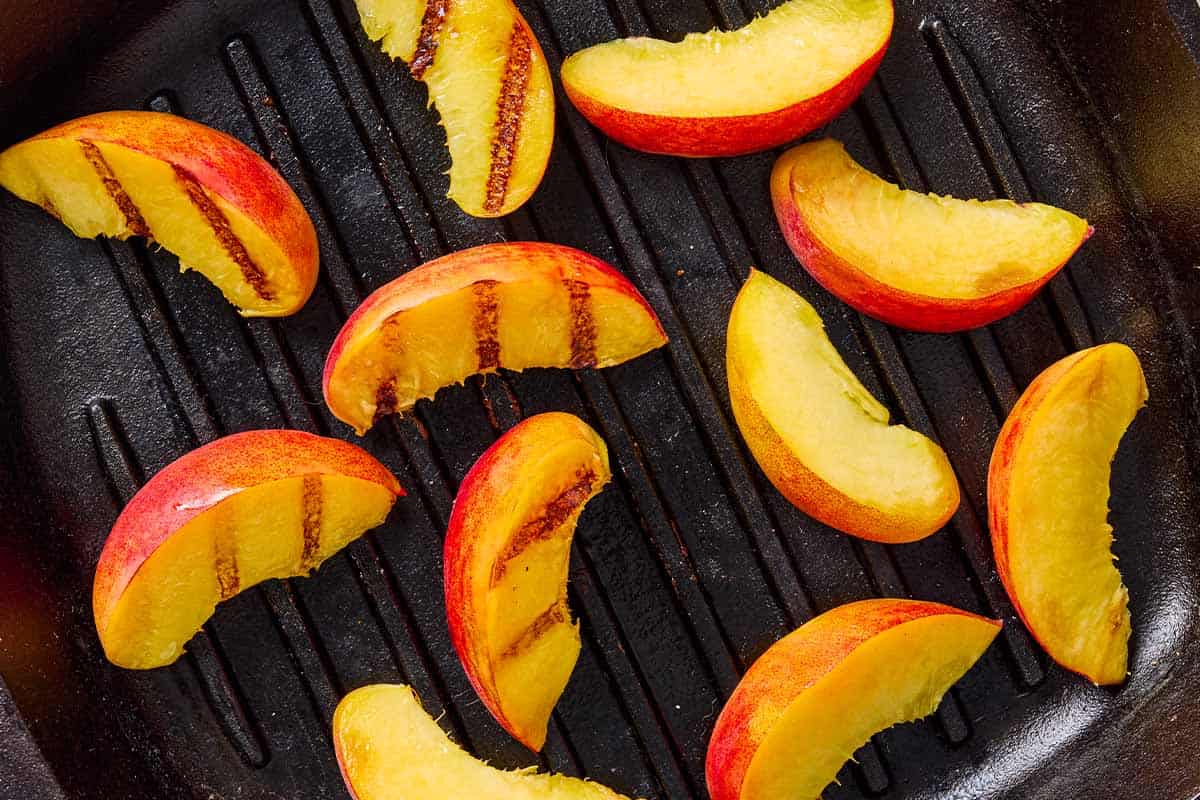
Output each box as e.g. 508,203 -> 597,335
560,0 -> 892,118
993,343 -> 1146,684
446,413 -> 610,750
98,475 -> 396,669
780,139 -> 1090,299
355,0 -> 554,217
0,126 -> 314,316
333,684 -> 639,799
727,269 -> 958,541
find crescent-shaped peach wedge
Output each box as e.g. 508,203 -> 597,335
727,269 -> 959,542
560,0 -> 892,157
445,412 -> 610,751
334,684 -> 639,799
0,111 -> 318,316
354,0 -> 554,217
771,139 -> 1091,332
93,430 -> 403,669
706,599 -> 1000,800
989,343 -> 1147,684
322,242 -> 667,434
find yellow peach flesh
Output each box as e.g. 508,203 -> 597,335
333,684 -> 639,799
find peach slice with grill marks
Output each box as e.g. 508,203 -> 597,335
727,269 -> 959,542
706,599 -> 1000,800
560,0 -> 892,157
354,0 -> 554,217
0,111 -> 318,316
444,412 -> 610,751
771,139 -> 1092,332
334,684 -> 640,799
989,343 -> 1147,685
93,430 -> 403,670
322,242 -> 667,434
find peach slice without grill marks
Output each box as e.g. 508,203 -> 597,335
93,430 -> 403,669
727,269 -> 959,542
322,242 -> 667,434
354,0 -> 554,217
706,599 -> 1000,800
0,111 -> 318,316
334,684 -> 640,799
445,412 -> 610,751
989,343 -> 1147,684
771,139 -> 1092,332
560,0 -> 893,157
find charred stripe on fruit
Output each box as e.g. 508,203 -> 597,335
173,164 -> 273,301
565,278 -> 597,368
373,380 -> 399,425
41,195 -> 63,222
498,603 -> 570,660
300,475 -> 324,571
490,468 -> 596,587
79,139 -> 152,238
214,527 -> 240,600
472,279 -> 501,370
483,23 -> 533,214
410,0 -> 450,79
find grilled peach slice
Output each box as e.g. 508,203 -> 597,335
706,599 -> 1000,800
560,0 -> 892,157
323,242 -> 666,434
354,0 -> 554,217
445,412 -> 610,751
727,270 -> 959,542
334,684 -> 638,799
772,139 -> 1092,332
93,430 -> 403,669
989,343 -> 1147,684
0,111 -> 318,316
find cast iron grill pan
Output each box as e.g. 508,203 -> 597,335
1,0 -> 1198,798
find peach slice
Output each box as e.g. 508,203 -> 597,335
93,430 -> 403,669
771,139 -> 1092,332
706,599 -> 1000,800
445,412 -> 610,751
560,0 -> 892,158
334,684 -> 638,799
988,343 -> 1147,684
354,0 -> 554,217
0,111 -> 318,316
322,242 -> 667,434
727,269 -> 959,542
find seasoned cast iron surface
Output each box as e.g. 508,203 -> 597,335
1,1 -> 1198,798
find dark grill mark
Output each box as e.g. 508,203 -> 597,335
172,164 -> 273,301
484,23 -> 533,214
410,0 -> 450,80
373,380 -> 399,425
299,475 -> 323,571
491,468 -> 597,587
79,139 -> 151,238
565,279 -> 597,369
499,603 -> 569,661
41,195 -> 62,222
472,279 -> 501,370
214,528 -> 240,601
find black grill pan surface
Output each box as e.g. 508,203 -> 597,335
1,1 -> 1199,798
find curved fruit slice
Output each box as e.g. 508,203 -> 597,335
93,430 -> 403,669
727,269 -> 959,542
323,242 -> 667,434
354,0 -> 554,217
989,343 -> 1147,684
335,684 -> 638,799
560,0 -> 892,157
0,111 -> 318,316
706,599 -> 1000,800
445,412 -> 610,751
772,139 -> 1091,332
